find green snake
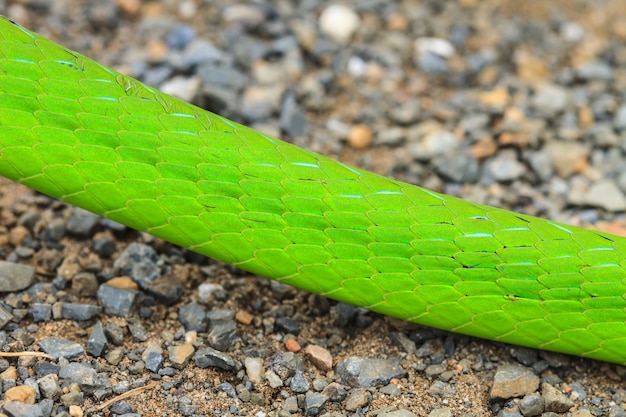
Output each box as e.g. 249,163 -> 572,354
1,16 -> 625,365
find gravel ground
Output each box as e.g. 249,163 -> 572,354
1,0 -> 626,416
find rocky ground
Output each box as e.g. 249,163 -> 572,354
1,0 -> 626,416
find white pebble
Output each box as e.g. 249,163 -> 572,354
414,37 -> 455,58
197,282 -> 224,303
244,357 -> 264,384
319,4 -> 360,44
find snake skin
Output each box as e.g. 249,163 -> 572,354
1,16 -> 626,363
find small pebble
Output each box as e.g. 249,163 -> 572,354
168,344 -> 195,369
490,364 -> 540,400
344,388 -> 371,412
87,321 -> 108,357
0,261 -> 35,292
304,344 -> 333,371
318,4 -> 360,44
244,357 -> 264,384
235,310 -> 254,325
38,338 -> 84,360
285,338 -> 301,353
195,347 -> 239,371
348,125 -> 373,150
4,385 -> 36,403
542,383 -> 575,413
336,357 -> 405,388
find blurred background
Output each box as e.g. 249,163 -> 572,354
2,1 -> 626,416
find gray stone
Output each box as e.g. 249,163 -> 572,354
30,303 -> 51,322
37,374 -> 62,400
71,272 -> 99,297
2,401 -> 44,417
485,150 -> 526,182
197,63 -> 247,91
390,99 -> 421,125
584,179 -> 626,211
569,383 -> 587,401
142,342 -> 164,373
128,321 -> 148,342
542,383 -> 574,413
336,357 -> 405,388
58,362 -> 111,394
275,316 -> 301,335
527,151 -> 553,182
145,277 -> 183,306
380,383 -> 402,397
240,85 -> 284,122
576,60 -> 613,81
87,321 -> 108,357
17,211 -> 41,230
207,317 -> 238,351
510,347 -> 539,367
67,208 -> 100,237
0,306 -> 12,330
38,337 -> 84,360
305,391 -> 328,416
322,382 -> 348,402
106,348 -> 123,366
344,388 -> 371,412
15,247 -> 34,258
195,347 -> 238,371
104,323 -> 125,346
490,364 -> 539,400
179,302 -> 207,332
97,284 -> 140,317
109,401 -> 133,415
531,84 -> 569,116
92,237 -> 116,258
425,363 -> 447,377
264,369 -> 283,388
113,243 -> 161,288
435,152 -> 480,183
282,395 -> 299,414
497,411 -> 523,417
519,393 -> 545,417
178,396 -> 196,416
61,303 -> 102,321
0,261 -> 35,292
270,352 -> 304,381
60,391 -> 84,406
312,378 -> 328,392
615,105 -> 626,130
38,399 -> 53,417
41,219 -> 66,242
280,94 -> 308,138
290,370 -> 310,393
407,125 -> 458,161
218,382 -> 237,398
178,37 -> 221,69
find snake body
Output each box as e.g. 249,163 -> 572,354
1,17 -> 625,364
